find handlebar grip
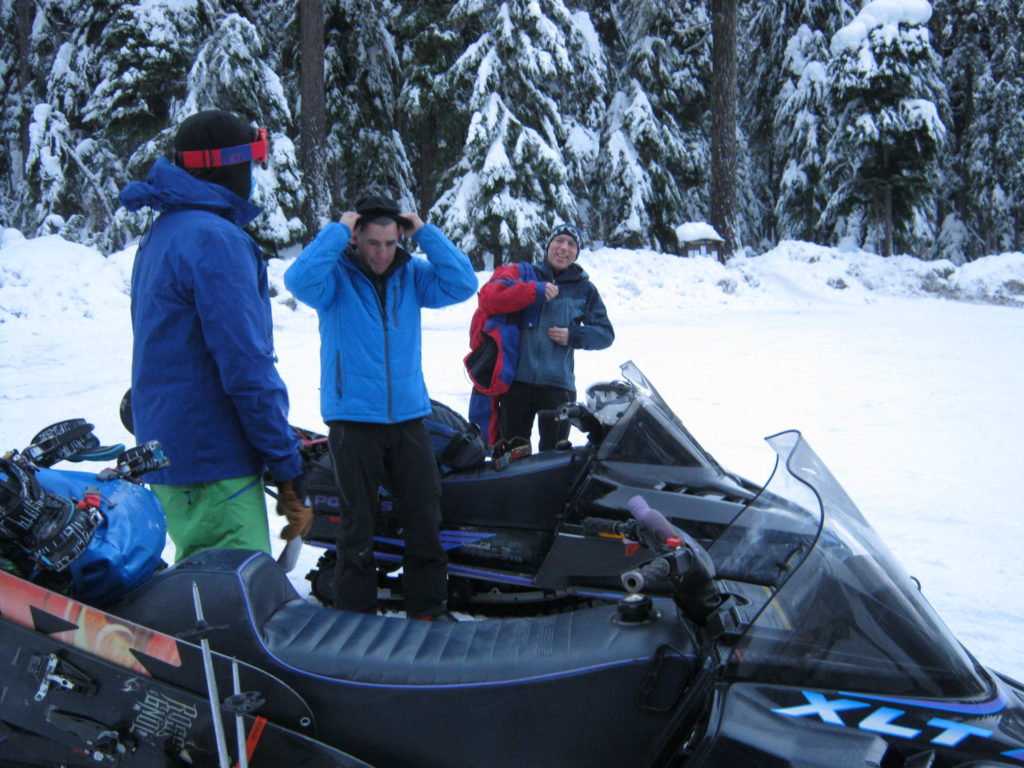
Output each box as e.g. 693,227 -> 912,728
621,557 -> 670,593
627,495 -> 679,544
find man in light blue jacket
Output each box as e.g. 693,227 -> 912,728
285,196 -> 477,619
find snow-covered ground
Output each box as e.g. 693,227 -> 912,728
2,227 -> 1023,681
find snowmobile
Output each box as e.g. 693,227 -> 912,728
299,361 -> 765,612
3,408 -> 1024,767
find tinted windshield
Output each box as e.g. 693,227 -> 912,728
604,362 -> 723,470
712,431 -> 987,698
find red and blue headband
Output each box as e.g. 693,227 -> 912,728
176,128 -> 268,169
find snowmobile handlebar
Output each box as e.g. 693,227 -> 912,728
621,558 -> 670,593
581,516 -> 637,539
624,495 -> 723,625
537,402 -> 605,444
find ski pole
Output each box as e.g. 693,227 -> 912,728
192,582 -> 231,768
232,659 -> 249,768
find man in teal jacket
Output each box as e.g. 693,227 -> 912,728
285,196 -> 477,619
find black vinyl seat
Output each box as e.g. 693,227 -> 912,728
111,548 -> 697,687
109,549 -> 701,768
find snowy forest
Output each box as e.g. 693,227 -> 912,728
1,0 -> 1022,267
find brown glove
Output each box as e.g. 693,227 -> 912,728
276,479 -> 313,541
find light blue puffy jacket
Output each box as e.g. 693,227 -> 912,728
284,222 -> 477,423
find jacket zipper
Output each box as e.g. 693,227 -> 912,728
375,274 -> 393,423
335,351 -> 343,397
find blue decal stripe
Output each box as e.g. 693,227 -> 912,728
374,531 -> 498,551
838,690 -> 1007,716
438,531 -> 499,541
446,563 -> 536,585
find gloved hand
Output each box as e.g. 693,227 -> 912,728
276,476 -> 312,541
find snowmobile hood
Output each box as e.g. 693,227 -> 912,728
119,156 -> 262,228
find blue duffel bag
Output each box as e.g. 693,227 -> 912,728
34,467 -> 166,606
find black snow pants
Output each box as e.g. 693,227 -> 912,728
499,382 -> 575,451
326,418 -> 447,618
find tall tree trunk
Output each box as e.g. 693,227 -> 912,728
415,119 -> 437,214
882,143 -> 893,257
709,0 -> 738,260
298,0 -> 328,237
15,0 -> 34,171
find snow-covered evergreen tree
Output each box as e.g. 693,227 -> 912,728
822,0 -> 946,257
83,0 -> 217,151
938,0 -> 1024,259
595,0 -> 710,253
431,0 -> 605,267
744,0 -> 853,247
0,0 -> 24,221
322,0 -> 414,213
178,12 -> 306,254
394,1 -> 470,214
773,23 -> 833,243
13,0 -> 124,247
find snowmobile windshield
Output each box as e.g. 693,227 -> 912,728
712,430 -> 988,699
601,361 -> 724,471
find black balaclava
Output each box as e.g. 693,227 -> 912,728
173,110 -> 254,200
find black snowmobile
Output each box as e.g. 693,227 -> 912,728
3,406 -> 1024,767
299,361 -> 764,612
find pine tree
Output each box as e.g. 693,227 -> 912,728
0,0 -> 26,219
773,23 -> 833,243
823,1 -> 946,257
596,0 -> 710,253
82,0 -> 218,152
992,2 -> 1024,251
178,12 -> 306,255
9,0 -> 232,250
12,0 -> 119,246
744,0 -> 853,247
940,0 -> 1024,258
394,0 -> 468,214
323,0 -> 415,213
431,0 -> 605,267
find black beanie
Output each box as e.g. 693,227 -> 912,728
173,110 -> 254,200
354,194 -> 411,229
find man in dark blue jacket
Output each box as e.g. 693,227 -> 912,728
285,196 -> 477,619
120,110 -> 310,562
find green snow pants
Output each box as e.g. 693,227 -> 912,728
151,475 -> 270,563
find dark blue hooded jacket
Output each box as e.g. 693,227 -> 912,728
120,157 -> 301,485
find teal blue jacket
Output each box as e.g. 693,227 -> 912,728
514,261 -> 614,391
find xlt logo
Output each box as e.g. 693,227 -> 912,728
772,690 -> 1023,760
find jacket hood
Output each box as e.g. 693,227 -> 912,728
119,156 -> 262,228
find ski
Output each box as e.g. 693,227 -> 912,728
0,569 -> 371,767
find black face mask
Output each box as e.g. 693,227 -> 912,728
190,163 -> 252,201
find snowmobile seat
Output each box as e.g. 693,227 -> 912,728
436,447 -> 582,530
110,548 -> 698,688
